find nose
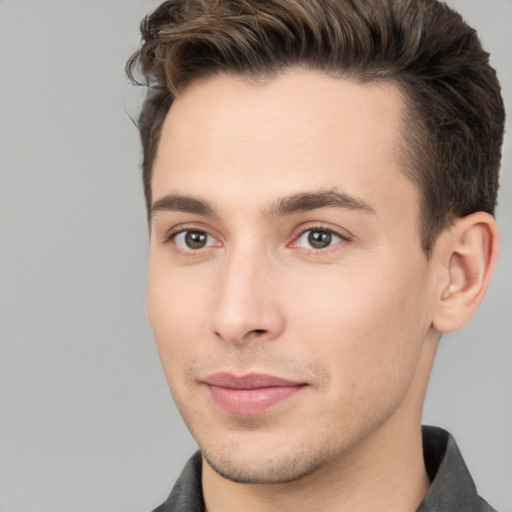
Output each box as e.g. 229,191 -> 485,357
209,246 -> 285,346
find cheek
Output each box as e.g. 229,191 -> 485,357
146,261 -> 211,380
289,259 -> 432,398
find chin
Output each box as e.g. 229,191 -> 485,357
201,443 -> 332,485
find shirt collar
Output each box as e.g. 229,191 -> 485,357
418,425 -> 496,511
156,426 -> 496,512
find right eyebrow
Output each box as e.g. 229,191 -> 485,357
150,194 -> 217,218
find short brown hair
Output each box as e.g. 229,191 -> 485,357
126,0 -> 505,256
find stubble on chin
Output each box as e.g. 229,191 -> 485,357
201,443 -> 333,485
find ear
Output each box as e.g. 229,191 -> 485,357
432,212 -> 499,334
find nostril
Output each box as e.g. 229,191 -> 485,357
251,329 -> 266,335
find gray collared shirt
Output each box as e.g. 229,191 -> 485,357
152,426 -> 498,511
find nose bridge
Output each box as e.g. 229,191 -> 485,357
210,240 -> 283,344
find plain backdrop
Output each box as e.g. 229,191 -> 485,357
0,1 -> 510,511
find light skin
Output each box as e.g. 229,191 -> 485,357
146,70 -> 498,512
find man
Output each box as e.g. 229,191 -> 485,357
127,0 -> 505,510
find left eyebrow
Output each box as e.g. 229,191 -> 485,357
265,190 -> 376,217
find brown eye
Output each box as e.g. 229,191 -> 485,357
184,231 -> 208,249
296,228 -> 342,250
308,230 -> 333,249
173,230 -> 213,250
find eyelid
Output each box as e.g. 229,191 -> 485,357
163,222 -> 217,241
159,221 -> 351,253
293,222 -> 352,239
163,224 -> 223,251
288,223 -> 352,249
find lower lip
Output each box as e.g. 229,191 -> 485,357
207,385 -> 304,415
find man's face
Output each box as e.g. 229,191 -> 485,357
147,70 -> 440,483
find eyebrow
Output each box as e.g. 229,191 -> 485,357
151,194 -> 217,218
150,189 -> 375,219
265,190 -> 375,217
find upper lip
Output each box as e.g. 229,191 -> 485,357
203,372 -> 304,389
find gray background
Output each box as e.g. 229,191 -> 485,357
0,1 -> 510,511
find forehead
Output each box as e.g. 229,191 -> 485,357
151,70 -> 416,223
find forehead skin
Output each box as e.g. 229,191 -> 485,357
151,71 -> 416,235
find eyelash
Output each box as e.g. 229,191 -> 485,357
163,225 -> 218,254
163,224 -> 351,254
291,224 -> 351,252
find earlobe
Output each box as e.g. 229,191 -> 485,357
432,212 -> 499,334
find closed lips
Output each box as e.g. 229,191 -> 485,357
203,373 -> 306,415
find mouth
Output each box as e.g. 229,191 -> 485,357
202,372 -> 307,415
